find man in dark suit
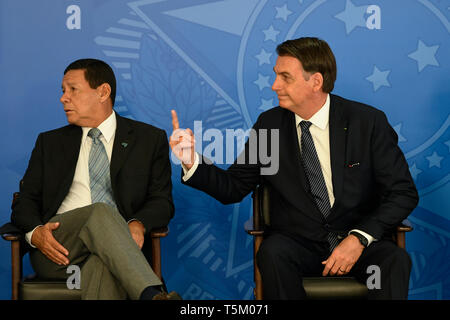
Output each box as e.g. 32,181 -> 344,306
170,38 -> 418,299
11,58 -> 179,299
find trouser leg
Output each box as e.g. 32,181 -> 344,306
350,240 -> 412,300
256,232 -> 325,299
81,254 -> 127,300
30,203 -> 162,299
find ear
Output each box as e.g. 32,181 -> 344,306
98,83 -> 111,103
310,72 -> 324,93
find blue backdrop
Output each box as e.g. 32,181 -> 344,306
1,0 -> 449,300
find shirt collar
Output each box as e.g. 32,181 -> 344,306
82,111 -> 117,143
295,94 -> 330,130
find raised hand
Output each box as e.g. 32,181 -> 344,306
169,110 -> 196,170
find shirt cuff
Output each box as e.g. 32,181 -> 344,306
349,229 -> 376,246
26,225 -> 43,248
182,152 -> 199,182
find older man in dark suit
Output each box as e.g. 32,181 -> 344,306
170,37 -> 418,299
11,59 -> 179,299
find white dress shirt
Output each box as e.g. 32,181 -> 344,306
183,95 -> 375,246
25,111 -> 117,247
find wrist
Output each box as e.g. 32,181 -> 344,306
129,220 -> 146,234
349,231 -> 368,248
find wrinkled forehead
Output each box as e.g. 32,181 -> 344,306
62,69 -> 87,85
274,55 -> 306,74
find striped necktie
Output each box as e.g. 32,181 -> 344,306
299,121 -> 339,251
88,128 -> 116,209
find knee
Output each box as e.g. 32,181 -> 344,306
256,239 -> 286,268
90,202 -> 116,220
383,247 -> 412,275
394,247 -> 412,271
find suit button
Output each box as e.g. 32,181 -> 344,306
324,223 -> 330,229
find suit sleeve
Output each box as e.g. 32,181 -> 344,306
131,130 -> 174,232
355,111 -> 419,239
11,134 -> 45,233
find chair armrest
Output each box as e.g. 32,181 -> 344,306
244,219 -> 265,236
397,219 -> 413,233
0,222 -> 23,241
150,227 -> 169,238
2,233 -> 22,241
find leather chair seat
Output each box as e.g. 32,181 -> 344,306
303,277 -> 367,299
20,279 -> 81,300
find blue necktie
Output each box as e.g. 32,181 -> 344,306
88,128 -> 116,209
299,121 -> 339,251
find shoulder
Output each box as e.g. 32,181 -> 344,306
331,94 -> 385,120
38,124 -> 80,139
255,106 -> 292,128
117,115 -> 167,137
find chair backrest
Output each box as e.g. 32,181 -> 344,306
253,184 -> 271,229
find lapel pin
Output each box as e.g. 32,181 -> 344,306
348,162 -> 360,168
121,142 -> 128,148
344,127 -> 348,131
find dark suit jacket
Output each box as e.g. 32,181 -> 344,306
183,94 -> 418,246
11,114 -> 174,237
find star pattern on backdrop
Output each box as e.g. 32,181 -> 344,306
408,39 -> 440,72
335,0 -> 367,34
366,66 -> 391,91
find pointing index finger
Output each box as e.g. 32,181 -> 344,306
171,109 -> 180,131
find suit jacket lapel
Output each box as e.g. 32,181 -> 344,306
50,125 -> 82,214
286,111 -> 309,192
279,110 -> 323,222
110,115 -> 135,187
61,125 -> 82,185
329,94 -> 348,213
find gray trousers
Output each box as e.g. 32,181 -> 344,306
30,203 -> 162,299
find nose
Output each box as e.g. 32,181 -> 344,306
60,91 -> 69,104
271,75 -> 281,92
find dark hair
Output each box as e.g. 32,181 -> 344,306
64,58 -> 116,105
276,37 -> 337,93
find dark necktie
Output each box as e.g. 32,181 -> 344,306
88,128 -> 116,209
299,121 -> 339,251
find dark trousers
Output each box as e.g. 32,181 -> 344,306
256,232 -> 412,300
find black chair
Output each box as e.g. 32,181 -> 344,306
0,191 -> 169,300
244,184 -> 413,300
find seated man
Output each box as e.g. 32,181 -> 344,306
170,37 -> 418,299
11,58 -> 179,300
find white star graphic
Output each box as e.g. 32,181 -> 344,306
408,40 -> 439,72
255,49 -> 272,66
366,66 -> 391,92
426,151 -> 444,168
335,0 -> 367,34
445,140 -> 450,152
259,98 -> 274,111
254,74 -> 271,91
275,4 -> 292,22
393,123 -> 407,143
262,25 -> 280,42
409,163 -> 422,180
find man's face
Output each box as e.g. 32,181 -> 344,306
60,69 -> 103,127
271,55 -> 315,112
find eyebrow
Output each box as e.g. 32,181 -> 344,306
62,81 -> 78,87
273,67 -> 292,77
